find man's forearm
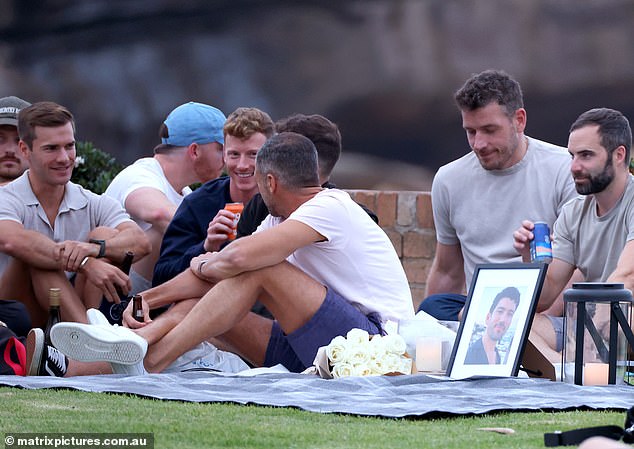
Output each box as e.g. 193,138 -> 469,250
102,226 -> 151,263
424,268 -> 465,297
0,230 -> 63,270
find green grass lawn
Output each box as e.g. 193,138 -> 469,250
0,386 -> 627,448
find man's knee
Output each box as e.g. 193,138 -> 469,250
536,313 -> 562,352
418,293 -> 466,321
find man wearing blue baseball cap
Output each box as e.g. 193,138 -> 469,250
104,101 -> 226,306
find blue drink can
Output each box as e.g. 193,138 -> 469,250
530,222 -> 553,263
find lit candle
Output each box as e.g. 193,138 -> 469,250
584,362 -> 609,386
416,337 -> 442,372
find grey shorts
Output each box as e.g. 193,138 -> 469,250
263,288 -> 383,372
546,315 -> 564,352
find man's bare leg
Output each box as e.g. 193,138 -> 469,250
30,268 -> 88,324
0,257 -> 87,326
0,258 -> 42,325
65,360 -> 112,376
135,299 -> 198,345
139,268 -> 214,310
121,268 -> 215,344
529,313 -> 561,363
145,261 -> 326,373
213,313 -> 275,366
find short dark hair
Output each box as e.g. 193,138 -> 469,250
569,108 -> 632,166
18,101 -> 75,149
275,114 -> 341,181
489,286 -> 521,314
454,70 -> 524,118
256,132 -> 319,190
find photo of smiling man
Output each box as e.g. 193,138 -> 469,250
464,286 -> 521,365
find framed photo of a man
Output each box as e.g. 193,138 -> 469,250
447,263 -> 547,379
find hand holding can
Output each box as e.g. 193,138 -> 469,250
223,202 -> 244,240
530,222 -> 553,263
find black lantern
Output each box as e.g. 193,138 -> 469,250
562,283 -> 634,385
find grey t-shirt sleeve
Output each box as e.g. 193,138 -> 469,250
431,169 -> 459,246
552,201 -> 577,266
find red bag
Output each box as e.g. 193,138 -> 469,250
0,325 -> 26,376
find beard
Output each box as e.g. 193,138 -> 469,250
574,157 -> 615,195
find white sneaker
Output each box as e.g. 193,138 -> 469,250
50,322 -> 148,366
85,308 -> 148,375
86,308 -> 111,326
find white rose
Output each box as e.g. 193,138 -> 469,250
332,362 -> 355,378
382,334 -> 407,356
74,156 -> 85,167
369,356 -> 386,375
353,363 -> 374,377
326,335 -> 349,364
368,334 -> 386,355
346,328 -> 370,346
348,341 -> 371,366
383,353 -> 402,374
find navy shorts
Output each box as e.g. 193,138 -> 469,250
263,288 -> 383,372
546,315 -> 564,352
417,293 -> 467,321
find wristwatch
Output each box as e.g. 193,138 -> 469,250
89,239 -> 107,258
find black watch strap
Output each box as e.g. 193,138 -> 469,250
89,239 -> 106,258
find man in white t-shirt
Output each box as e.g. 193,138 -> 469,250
50,132 -> 414,374
105,102 -> 226,295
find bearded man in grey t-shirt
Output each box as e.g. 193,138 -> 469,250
514,107 -> 634,357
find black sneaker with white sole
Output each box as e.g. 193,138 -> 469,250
26,328 -> 68,377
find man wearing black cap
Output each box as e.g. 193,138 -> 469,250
0,96 -> 31,186
0,96 -> 32,336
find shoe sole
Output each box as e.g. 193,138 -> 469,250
50,324 -> 146,365
26,329 -> 44,376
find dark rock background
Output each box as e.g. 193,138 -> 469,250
1,0 -> 633,189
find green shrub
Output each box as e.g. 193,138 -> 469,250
71,141 -> 124,194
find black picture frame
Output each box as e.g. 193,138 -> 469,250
446,262 -> 548,379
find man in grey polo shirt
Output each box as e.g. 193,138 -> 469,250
0,101 -> 150,328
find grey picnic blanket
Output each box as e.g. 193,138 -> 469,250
0,370 -> 631,417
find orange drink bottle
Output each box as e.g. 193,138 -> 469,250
224,202 -> 244,240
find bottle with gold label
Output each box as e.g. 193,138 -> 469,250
44,287 -> 61,346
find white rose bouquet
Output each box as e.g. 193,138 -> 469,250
319,328 -> 411,378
